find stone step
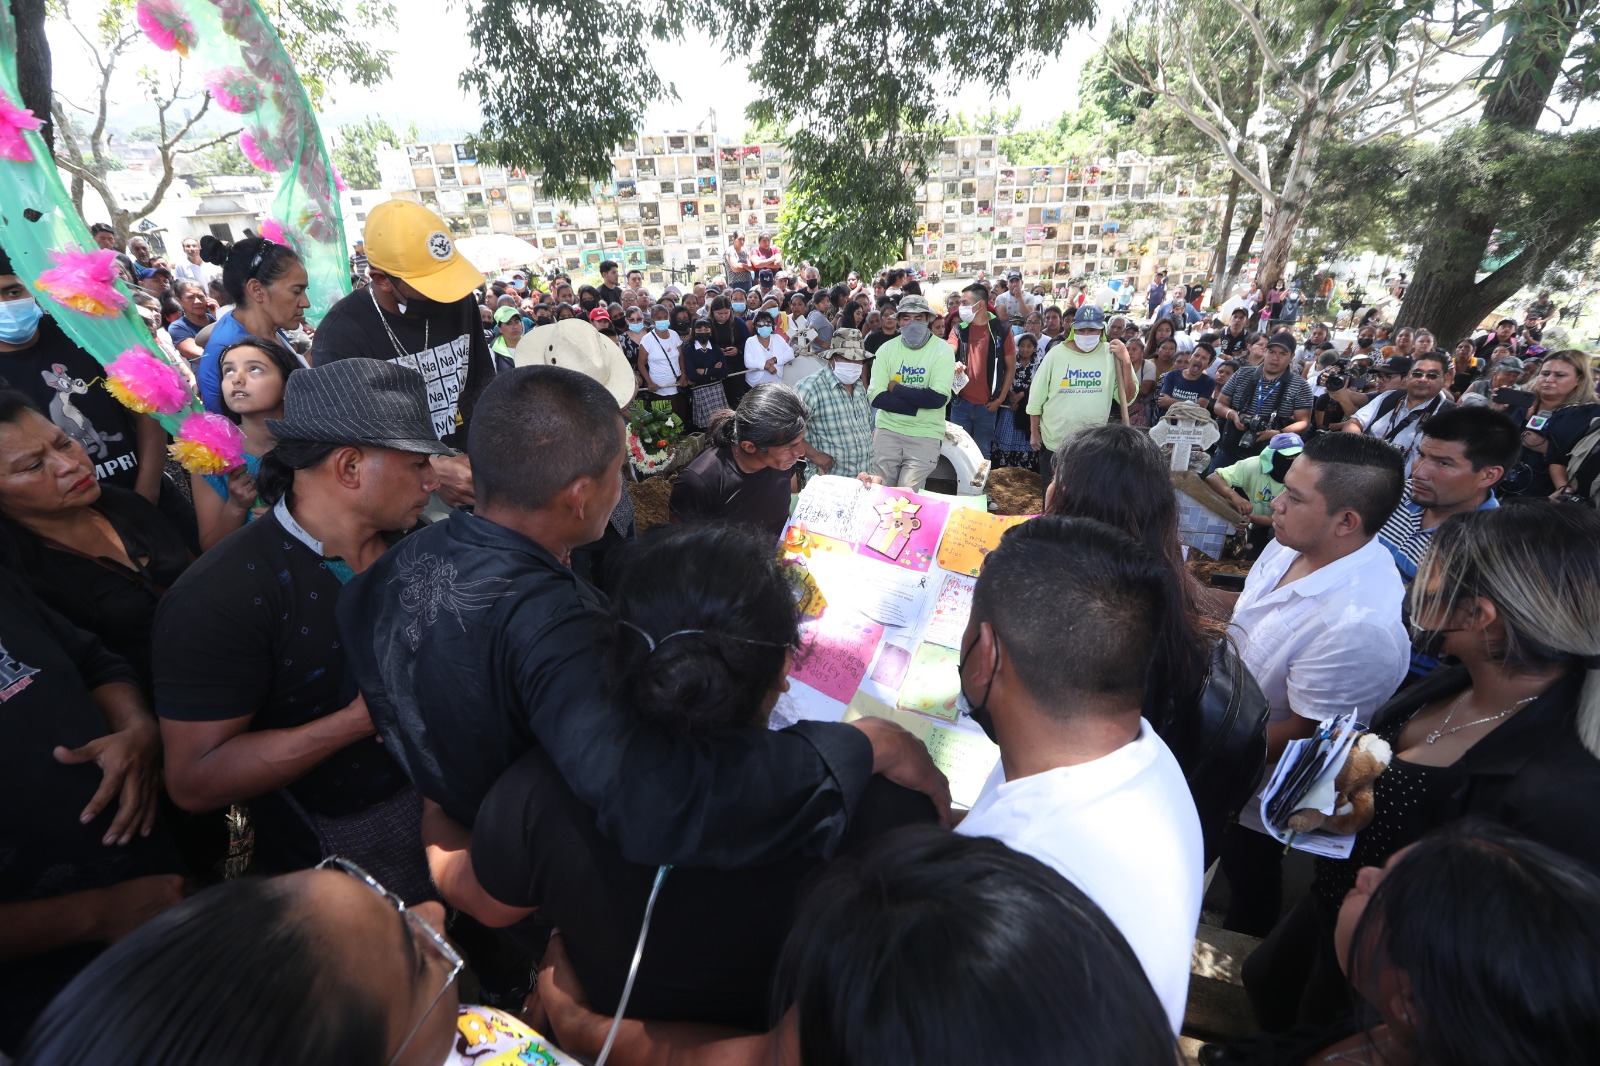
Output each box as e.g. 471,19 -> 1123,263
1183,923 -> 1261,1043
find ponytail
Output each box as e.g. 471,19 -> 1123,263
256,439 -> 338,506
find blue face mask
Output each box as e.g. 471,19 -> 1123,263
731,302 -> 747,313
757,325 -> 774,338
0,297 -> 43,344
654,320 -> 671,332
628,321 -> 646,333
1012,325 -> 1025,338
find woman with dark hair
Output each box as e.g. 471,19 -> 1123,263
670,383 -> 808,534
16,862 -> 463,1066
743,310 -> 793,387
1147,314 -> 1179,356
707,294 -> 753,404
191,336 -> 300,550
195,235 -> 309,414
1244,502 -> 1600,1032
166,278 -> 215,363
991,332 -> 1041,471
0,389 -> 189,692
1207,821 -> 1600,1065
536,827 -> 1180,1066
439,525 -> 936,1031
1044,424 -> 1266,863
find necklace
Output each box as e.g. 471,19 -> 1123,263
1424,691 -> 1539,744
369,286 -> 429,359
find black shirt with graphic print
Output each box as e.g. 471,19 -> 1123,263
0,315 -> 143,490
0,574 -> 181,1052
151,506 -> 407,870
310,289 -> 493,449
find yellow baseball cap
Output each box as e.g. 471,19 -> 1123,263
362,200 -> 484,303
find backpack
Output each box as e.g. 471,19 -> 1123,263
1560,413 -> 1600,504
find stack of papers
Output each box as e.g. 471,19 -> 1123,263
1246,711 -> 1362,858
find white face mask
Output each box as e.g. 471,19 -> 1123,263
832,361 -> 863,385
1073,332 -> 1101,353
958,304 -> 977,323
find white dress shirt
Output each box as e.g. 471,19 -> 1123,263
957,722 -> 1203,1032
1351,392 -> 1454,473
743,333 -> 794,385
1230,537 -> 1409,727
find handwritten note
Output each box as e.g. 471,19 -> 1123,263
925,725 -> 1001,809
923,574 -> 976,649
789,474 -> 868,542
896,641 -> 961,721
935,509 -> 1031,577
856,487 -> 949,573
791,611 -> 885,704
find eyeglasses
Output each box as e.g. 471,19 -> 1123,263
317,857 -> 463,1065
1409,371 -> 1442,380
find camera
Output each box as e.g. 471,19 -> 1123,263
1240,413 -> 1280,434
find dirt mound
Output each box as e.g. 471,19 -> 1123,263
628,476 -> 675,532
987,466 -> 1044,515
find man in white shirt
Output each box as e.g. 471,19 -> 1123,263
172,237 -> 219,287
1343,350 -> 1454,473
954,515 -> 1203,1032
1220,432 -> 1409,935
994,269 -> 1042,321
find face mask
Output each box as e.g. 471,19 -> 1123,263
731,301 -> 747,313
1012,325 -> 1026,339
958,304 -> 977,323
654,320 -> 671,332
956,631 -> 1000,744
1411,624 -> 1465,660
832,361 -> 863,384
1073,332 -> 1101,353
900,320 -> 931,349
695,334 -> 713,345
1268,452 -> 1297,483
628,321 -> 645,333
0,297 -> 44,343
534,316 -> 553,328
757,325 -> 774,338
1358,336 -> 1374,348
395,295 -> 438,318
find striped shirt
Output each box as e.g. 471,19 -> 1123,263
1376,489 -> 1500,585
795,368 -> 875,480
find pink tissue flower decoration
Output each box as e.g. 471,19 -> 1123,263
204,69 -> 261,115
0,93 -> 43,162
239,128 -> 283,172
105,348 -> 192,415
170,410 -> 246,476
258,217 -> 287,244
136,0 -> 198,56
36,248 -> 128,317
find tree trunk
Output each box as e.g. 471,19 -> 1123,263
1220,203 -> 1261,305
1208,170 -> 1241,307
11,0 -> 51,151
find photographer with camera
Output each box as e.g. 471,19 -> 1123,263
1343,350 -> 1455,474
1211,332 -> 1313,469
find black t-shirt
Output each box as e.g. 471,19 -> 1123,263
311,289 -> 493,449
0,316 -> 144,490
598,283 -> 624,305
0,574 -> 180,1051
151,506 -> 406,864
1218,327 -> 1251,357
472,745 -> 936,1030
864,329 -> 896,354
0,487 -> 189,693
669,445 -> 794,535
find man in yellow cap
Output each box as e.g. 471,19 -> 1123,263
312,201 -> 490,507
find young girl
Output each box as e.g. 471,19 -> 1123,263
191,336 -> 299,550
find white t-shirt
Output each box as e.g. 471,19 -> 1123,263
743,333 -> 794,385
1230,537 -> 1409,726
640,330 -> 684,395
1351,392 -> 1454,474
957,723 -> 1203,1032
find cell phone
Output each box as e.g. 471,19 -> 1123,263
1494,387 -> 1536,410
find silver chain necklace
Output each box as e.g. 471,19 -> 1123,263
1424,691 -> 1538,744
370,285 -> 429,358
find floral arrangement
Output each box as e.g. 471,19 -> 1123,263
36,248 -> 128,317
239,128 -> 285,172
169,410 -> 246,475
105,348 -> 191,415
136,0 -> 198,56
0,92 -> 42,162
626,398 -> 686,476
204,67 -> 262,114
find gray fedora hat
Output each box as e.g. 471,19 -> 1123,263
266,357 -> 454,456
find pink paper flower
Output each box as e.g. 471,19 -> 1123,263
258,217 -> 287,244
169,410 -> 245,475
105,348 -> 192,415
36,248 -> 128,317
136,0 -> 198,56
239,128 -> 284,172
204,68 -> 261,115
331,162 -> 348,192
0,92 -> 42,162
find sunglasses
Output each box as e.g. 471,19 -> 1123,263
317,858 -> 463,1065
1409,370 -> 1442,380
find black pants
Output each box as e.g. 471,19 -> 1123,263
1242,892 -> 1357,1032
1219,822 -> 1286,937
1039,445 -> 1055,501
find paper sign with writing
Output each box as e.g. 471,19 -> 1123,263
935,509 -> 1031,577
925,724 -> 1001,809
923,574 -> 977,649
856,487 -> 948,573
896,641 -> 961,720
789,474 -> 868,542
791,611 -> 884,704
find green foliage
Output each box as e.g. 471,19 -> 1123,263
461,0 -> 1096,265
332,116 -> 420,191
627,397 -> 685,453
186,134 -> 264,186
275,0 -> 399,107
777,178 -> 910,283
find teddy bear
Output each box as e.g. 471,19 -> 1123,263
1286,733 -> 1393,835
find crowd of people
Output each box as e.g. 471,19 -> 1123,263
3,195 -> 1600,1066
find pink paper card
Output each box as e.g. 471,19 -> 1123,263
855,487 -> 949,573
791,612 -> 885,704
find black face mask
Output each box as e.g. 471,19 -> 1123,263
956,630 -> 1000,744
1358,337 -> 1374,348
579,297 -> 598,311
1269,453 -> 1297,483
534,315 -> 553,327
